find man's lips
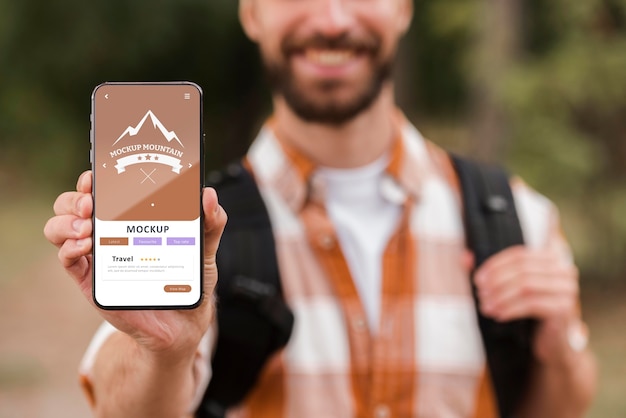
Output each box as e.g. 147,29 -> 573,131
282,32 -> 379,67
289,47 -> 367,80
304,48 -> 357,67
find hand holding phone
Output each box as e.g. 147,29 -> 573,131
91,82 -> 204,309
43,84 -> 226,410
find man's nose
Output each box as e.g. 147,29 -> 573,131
312,0 -> 355,37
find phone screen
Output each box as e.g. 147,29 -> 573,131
91,82 -> 203,309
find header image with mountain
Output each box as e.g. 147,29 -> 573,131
112,110 -> 184,148
93,84 -> 201,221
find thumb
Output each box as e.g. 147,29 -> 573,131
202,187 -> 228,292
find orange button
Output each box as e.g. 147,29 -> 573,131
164,285 -> 192,293
100,237 -> 129,246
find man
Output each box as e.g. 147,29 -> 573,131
44,0 -> 596,417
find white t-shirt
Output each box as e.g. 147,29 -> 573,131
316,154 -> 404,333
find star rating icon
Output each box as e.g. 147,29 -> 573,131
135,155 -> 159,162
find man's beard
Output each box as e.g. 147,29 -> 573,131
263,32 -> 394,126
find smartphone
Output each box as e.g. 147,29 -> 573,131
90,82 -> 203,309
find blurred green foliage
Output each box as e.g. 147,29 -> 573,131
0,0 -> 624,282
0,0 -> 265,192
502,0 -> 626,279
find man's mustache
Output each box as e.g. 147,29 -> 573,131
282,32 -> 381,55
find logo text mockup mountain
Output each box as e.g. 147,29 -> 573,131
112,110 -> 184,148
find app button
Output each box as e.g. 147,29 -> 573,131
100,237 -> 129,246
133,237 -> 162,246
164,285 -> 192,293
167,237 -> 195,246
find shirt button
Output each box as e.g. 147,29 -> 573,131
374,404 -> 391,418
380,176 -> 407,205
353,317 -> 367,332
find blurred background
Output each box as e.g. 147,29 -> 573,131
0,0 -> 624,416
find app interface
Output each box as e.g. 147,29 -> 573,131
92,83 -> 202,307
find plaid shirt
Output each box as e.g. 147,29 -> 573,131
79,115 -> 571,416
222,117 -> 571,418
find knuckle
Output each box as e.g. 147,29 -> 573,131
52,193 -> 68,215
43,218 -> 53,239
519,279 -> 534,297
57,246 -> 70,266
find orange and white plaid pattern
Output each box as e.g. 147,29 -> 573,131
224,117 -> 571,418
78,115 -> 571,417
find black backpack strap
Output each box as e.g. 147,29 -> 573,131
196,156 -> 534,417
450,154 -> 537,418
196,161 -> 294,418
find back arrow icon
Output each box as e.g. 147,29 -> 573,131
103,163 -> 107,168
105,94 -> 109,99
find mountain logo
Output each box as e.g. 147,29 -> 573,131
109,109 -> 185,176
112,110 -> 184,148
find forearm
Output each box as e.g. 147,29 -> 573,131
518,340 -> 597,417
91,331 -> 198,418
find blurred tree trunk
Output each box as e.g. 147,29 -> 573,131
470,0 -> 524,162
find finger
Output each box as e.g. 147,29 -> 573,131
474,246 -> 523,292
480,271 -> 578,320
52,191 -> 93,219
476,245 -> 555,281
476,246 -> 570,284
489,292 -> 578,323
64,252 -> 93,300
202,187 -> 227,250
202,187 -> 227,290
51,171 -> 92,217
76,170 -> 93,194
478,258 -> 578,304
475,245 -> 526,278
44,214 -> 93,247
475,246 -> 572,290
58,237 -> 92,271
477,256 -> 577,300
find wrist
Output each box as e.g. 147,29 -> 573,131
92,331 -> 199,418
118,298 -> 215,358
534,317 -> 590,369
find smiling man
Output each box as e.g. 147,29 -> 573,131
256,1 -> 398,125
44,1 -> 596,417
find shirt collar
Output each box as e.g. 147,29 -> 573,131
246,113 -> 431,213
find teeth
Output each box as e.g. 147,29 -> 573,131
306,49 -> 355,66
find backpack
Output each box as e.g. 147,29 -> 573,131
196,155 -> 536,418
